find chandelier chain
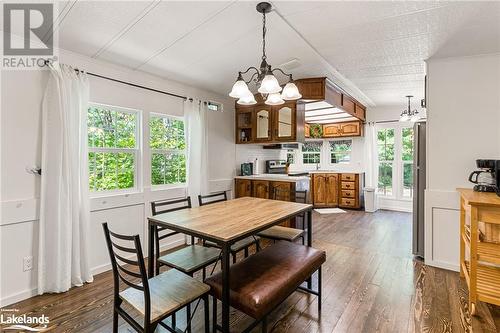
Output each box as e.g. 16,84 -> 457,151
262,11 -> 267,60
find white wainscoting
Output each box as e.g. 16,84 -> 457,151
424,189 -> 460,272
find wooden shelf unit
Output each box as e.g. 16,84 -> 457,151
458,188 -> 500,315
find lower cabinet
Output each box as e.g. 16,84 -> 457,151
235,179 -> 296,227
312,173 -> 363,209
235,179 -> 252,197
312,173 -> 338,207
252,180 -> 270,198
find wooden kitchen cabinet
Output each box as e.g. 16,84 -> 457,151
305,123 -> 310,138
235,100 -> 304,144
322,121 -> 362,138
323,123 -> 342,137
235,179 -> 252,197
312,173 -> 339,207
252,180 -> 270,199
339,173 -> 362,209
340,121 -> 362,137
311,173 -> 364,209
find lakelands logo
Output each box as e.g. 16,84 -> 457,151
0,309 -> 50,332
2,2 -> 58,69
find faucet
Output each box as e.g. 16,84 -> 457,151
316,163 -> 320,171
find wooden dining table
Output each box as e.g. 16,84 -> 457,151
147,196 -> 313,333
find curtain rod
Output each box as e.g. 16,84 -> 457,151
44,60 -> 191,101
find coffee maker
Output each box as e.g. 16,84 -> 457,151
468,159 -> 499,193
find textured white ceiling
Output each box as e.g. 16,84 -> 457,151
46,0 -> 500,107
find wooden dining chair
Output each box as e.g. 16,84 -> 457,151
198,191 -> 260,263
151,197 -> 220,332
102,223 -> 210,333
257,189 -> 307,244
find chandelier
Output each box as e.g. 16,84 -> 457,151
399,95 -> 420,122
228,2 -> 302,106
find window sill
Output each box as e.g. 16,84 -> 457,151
151,184 -> 187,191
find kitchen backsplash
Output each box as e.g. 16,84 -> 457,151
235,144 -> 285,175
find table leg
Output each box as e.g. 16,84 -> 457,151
307,209 -> 312,247
306,209 -> 313,289
148,221 -> 154,277
221,243 -> 231,333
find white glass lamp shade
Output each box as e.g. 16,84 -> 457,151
410,111 -> 420,122
399,113 -> 410,122
258,74 -> 282,94
265,92 -> 285,106
229,79 -> 249,98
281,82 -> 302,100
237,90 -> 257,105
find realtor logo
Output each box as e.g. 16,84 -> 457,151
3,3 -> 53,55
2,3 -> 57,69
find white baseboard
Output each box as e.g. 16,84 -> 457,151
0,238 -> 186,307
424,259 -> 460,272
377,205 -> 412,213
0,287 -> 38,308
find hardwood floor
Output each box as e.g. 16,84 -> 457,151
3,210 -> 500,332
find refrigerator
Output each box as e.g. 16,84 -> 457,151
412,121 -> 426,258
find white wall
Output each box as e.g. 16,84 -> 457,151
425,53 -> 500,271
0,49 -> 235,306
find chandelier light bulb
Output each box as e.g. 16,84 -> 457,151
258,74 -> 282,94
237,90 -> 257,105
229,79 -> 249,98
265,92 -> 285,105
281,82 -> 302,100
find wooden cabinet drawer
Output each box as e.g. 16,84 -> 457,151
341,173 -> 356,181
341,189 -> 355,198
341,181 -> 355,190
340,198 -> 356,207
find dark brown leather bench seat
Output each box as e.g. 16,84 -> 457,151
205,241 -> 326,320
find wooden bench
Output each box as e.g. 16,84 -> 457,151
205,241 -> 326,333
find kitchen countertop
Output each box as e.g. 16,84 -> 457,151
235,174 -> 310,182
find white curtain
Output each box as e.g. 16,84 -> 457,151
185,99 -> 208,206
364,122 -> 379,189
38,63 -> 93,294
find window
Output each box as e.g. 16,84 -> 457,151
402,127 -> 414,198
302,142 -> 322,164
329,140 -> 352,164
377,128 -> 395,196
286,149 -> 296,164
150,114 -> 187,186
87,104 -> 139,193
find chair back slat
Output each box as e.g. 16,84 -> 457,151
151,197 -> 192,216
198,191 -> 228,206
115,252 -> 140,266
117,263 -> 143,279
111,240 -> 137,254
150,197 -> 194,262
295,190 -> 307,204
102,223 -> 150,310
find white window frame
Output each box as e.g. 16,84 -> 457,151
329,139 -> 352,165
302,141 -> 322,165
87,103 -> 142,197
149,113 -> 187,189
376,123 -> 414,201
400,127 -> 414,199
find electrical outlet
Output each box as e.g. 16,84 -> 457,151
23,256 -> 33,271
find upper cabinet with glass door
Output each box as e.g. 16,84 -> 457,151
273,103 -> 296,141
255,106 -> 272,142
234,96 -> 304,144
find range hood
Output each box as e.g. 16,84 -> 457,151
262,143 -> 300,150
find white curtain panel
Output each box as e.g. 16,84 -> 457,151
364,123 -> 379,189
38,63 -> 93,294
185,99 -> 208,206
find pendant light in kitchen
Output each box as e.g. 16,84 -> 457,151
399,95 -> 420,122
228,2 -> 301,106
